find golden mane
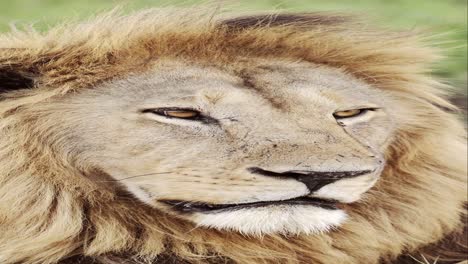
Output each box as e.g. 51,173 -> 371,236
0,8 -> 466,264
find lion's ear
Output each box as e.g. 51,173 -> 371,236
0,67 -> 35,94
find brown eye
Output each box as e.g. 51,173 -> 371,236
163,110 -> 199,118
142,108 -> 201,120
142,107 -> 219,124
333,109 -> 364,119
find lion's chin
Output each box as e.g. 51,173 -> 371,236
190,205 -> 347,236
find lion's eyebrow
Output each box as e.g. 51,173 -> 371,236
201,92 -> 225,105
168,95 -> 198,101
169,93 -> 226,105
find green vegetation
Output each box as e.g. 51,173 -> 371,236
0,0 -> 466,92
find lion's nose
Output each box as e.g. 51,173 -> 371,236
247,167 -> 373,192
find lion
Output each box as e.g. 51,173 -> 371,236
0,8 -> 466,264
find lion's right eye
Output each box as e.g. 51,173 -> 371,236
160,109 -> 200,119
333,107 -> 378,120
142,108 -> 202,120
333,109 -> 364,119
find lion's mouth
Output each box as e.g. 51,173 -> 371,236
160,196 -> 340,213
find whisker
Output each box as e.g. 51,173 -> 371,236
186,224 -> 204,234
96,171 -> 175,182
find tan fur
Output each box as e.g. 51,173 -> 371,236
0,8 -> 466,264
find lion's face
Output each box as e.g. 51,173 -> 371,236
51,59 -> 394,235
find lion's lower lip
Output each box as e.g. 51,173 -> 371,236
160,197 -> 340,213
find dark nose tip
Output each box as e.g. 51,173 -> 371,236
248,167 -> 372,192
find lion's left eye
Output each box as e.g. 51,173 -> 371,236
143,108 -> 201,120
333,108 -> 374,119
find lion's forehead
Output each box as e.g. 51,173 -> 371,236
93,59 -> 388,113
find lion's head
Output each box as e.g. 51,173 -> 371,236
43,59 -> 393,235
0,9 -> 466,264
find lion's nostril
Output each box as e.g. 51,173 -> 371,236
247,167 -> 373,192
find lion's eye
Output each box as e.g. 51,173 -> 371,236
162,110 -> 200,118
144,108 -> 201,119
333,109 -> 369,119
141,107 -> 219,125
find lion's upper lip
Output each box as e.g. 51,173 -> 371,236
160,196 -> 340,213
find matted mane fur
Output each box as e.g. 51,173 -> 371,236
0,8 -> 466,264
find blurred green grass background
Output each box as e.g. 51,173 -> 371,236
0,0 -> 466,95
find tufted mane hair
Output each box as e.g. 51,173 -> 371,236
0,8 -> 466,264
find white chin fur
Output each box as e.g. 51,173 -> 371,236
192,205 -> 347,236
